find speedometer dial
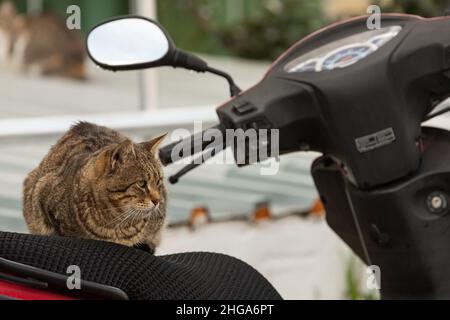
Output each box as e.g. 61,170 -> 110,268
317,43 -> 377,71
285,26 -> 402,74
288,59 -> 319,73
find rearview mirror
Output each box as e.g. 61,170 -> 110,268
87,16 -> 241,97
87,16 -> 175,71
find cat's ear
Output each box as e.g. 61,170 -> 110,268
0,1 -> 16,18
141,133 -> 168,156
110,139 -> 134,171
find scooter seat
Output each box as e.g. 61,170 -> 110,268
0,231 -> 281,300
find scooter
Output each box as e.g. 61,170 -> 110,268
2,12 -> 450,300
86,13 -> 450,299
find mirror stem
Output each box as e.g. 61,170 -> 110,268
173,50 -> 208,72
204,66 -> 242,97
173,50 -> 242,97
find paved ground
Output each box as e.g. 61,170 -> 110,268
159,215 -> 361,300
0,55 -> 269,118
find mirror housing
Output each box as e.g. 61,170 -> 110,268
87,16 -> 175,71
87,15 -> 241,97
87,16 -> 207,72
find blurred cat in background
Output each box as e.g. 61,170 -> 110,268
0,1 -> 86,80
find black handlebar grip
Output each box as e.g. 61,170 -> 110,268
159,143 -> 176,166
159,125 -> 225,166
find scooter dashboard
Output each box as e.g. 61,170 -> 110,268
284,25 -> 402,73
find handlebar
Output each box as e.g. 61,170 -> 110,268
159,124 -> 225,166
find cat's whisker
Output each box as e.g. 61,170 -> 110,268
105,215 -> 127,228
104,206 -> 151,228
118,208 -> 136,226
103,209 -> 129,223
116,213 -> 132,229
130,209 -> 140,226
122,208 -> 144,228
100,205 -> 141,227
155,206 -> 163,217
103,207 -> 135,227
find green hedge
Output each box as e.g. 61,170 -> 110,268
7,0 -> 129,32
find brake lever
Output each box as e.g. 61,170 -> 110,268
168,144 -> 225,184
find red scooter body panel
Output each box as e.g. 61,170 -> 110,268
0,279 -> 76,300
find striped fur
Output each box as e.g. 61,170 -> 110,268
23,122 -> 167,250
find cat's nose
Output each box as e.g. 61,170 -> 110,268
149,190 -> 160,205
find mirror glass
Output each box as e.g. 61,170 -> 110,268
87,18 -> 170,68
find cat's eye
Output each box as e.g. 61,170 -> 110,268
137,181 -> 147,188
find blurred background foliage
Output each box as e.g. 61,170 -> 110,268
158,0 -> 450,61
5,0 -> 450,61
375,0 -> 450,17
7,0 -> 129,33
159,0 -> 325,60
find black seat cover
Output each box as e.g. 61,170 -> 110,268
0,232 -> 282,300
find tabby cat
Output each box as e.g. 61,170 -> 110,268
0,1 -> 86,80
23,122 -> 168,252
